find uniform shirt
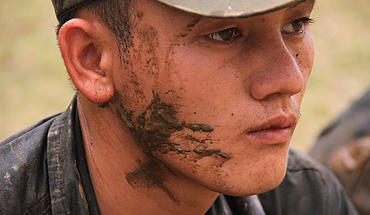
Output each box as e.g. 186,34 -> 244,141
0,96 -> 359,215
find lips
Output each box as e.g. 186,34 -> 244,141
246,115 -> 298,144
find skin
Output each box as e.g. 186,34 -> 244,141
58,0 -> 315,214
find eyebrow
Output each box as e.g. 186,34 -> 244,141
184,16 -> 208,30
287,0 -> 315,11
305,0 -> 316,6
298,0 -> 316,7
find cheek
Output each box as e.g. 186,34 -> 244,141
301,38 -> 315,92
295,33 -> 315,78
288,33 -> 315,100
153,131 -> 290,196
165,45 -> 241,112
113,27 -> 179,114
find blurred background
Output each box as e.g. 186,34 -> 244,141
1,0 -> 370,152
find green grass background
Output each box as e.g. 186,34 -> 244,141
1,0 -> 370,152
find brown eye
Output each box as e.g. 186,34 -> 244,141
292,20 -> 304,31
282,18 -> 312,33
206,28 -> 237,41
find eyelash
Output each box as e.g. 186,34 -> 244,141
205,28 -> 240,43
282,18 -> 314,35
204,18 -> 314,43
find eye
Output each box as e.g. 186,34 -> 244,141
282,18 -> 313,34
205,28 -> 238,41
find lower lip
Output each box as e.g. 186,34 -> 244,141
247,127 -> 292,144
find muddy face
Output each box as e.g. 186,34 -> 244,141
109,0 -> 315,199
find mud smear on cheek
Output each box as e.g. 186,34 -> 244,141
133,96 -> 230,160
118,94 -> 230,200
117,93 -> 222,154
192,148 -> 230,159
134,94 -> 184,152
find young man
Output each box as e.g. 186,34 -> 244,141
0,0 -> 358,214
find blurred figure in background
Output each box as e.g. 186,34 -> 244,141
310,87 -> 370,215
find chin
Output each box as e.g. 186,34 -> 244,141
222,172 -> 286,197
222,173 -> 286,197
217,153 -> 289,197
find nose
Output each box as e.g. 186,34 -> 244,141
248,36 -> 304,101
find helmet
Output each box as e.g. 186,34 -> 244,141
52,0 -> 305,20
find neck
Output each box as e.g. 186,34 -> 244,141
77,97 -> 219,215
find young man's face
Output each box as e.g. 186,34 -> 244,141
110,0 -> 315,196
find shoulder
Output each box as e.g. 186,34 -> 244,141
0,113 -> 61,214
284,149 -> 340,199
258,148 -> 359,215
287,147 -> 322,171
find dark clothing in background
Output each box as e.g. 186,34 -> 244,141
0,96 -> 358,214
310,88 -> 370,215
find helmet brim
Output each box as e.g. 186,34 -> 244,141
156,0 -> 306,18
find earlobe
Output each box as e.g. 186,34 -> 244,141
58,18 -> 115,104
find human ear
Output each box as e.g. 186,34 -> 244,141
58,18 -> 115,104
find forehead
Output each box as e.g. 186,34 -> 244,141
130,0 -> 315,32
131,0 -> 315,28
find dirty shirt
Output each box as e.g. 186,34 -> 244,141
0,97 -> 359,215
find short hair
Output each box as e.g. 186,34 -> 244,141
56,0 -> 133,57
